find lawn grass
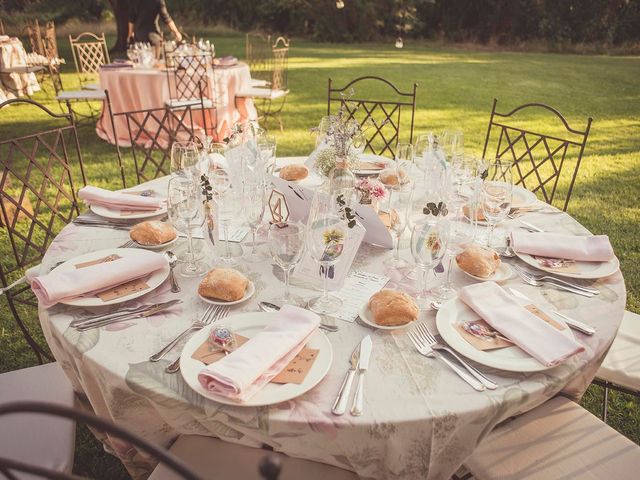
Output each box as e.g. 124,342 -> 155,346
1,30 -> 639,478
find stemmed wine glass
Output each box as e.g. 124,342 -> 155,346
410,219 -> 449,310
216,183 -> 242,266
441,130 -> 464,164
243,182 -> 268,262
268,222 -> 306,306
383,186 -> 412,270
394,143 -> 413,183
167,177 -> 206,277
413,132 -> 443,182
257,134 -> 277,180
171,141 -> 200,177
481,161 -> 513,248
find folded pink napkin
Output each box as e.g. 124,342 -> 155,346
459,282 -> 585,367
215,55 -> 238,66
198,305 -> 320,401
78,186 -> 163,211
31,253 -> 168,307
510,231 -> 614,262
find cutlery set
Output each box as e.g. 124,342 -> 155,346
513,265 -> 598,297
332,335 -> 372,416
70,299 -> 182,331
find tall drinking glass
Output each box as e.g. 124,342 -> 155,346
268,222 -> 306,306
410,219 -> 449,310
243,182 -> 268,262
383,186 -> 412,270
171,141 -> 200,177
481,161 -> 513,248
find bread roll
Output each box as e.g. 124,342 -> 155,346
369,289 -> 418,326
279,164 -> 309,181
198,268 -> 249,302
456,244 -> 501,278
379,168 -> 408,186
129,221 -> 177,246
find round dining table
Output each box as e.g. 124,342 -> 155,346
38,160 -> 625,480
95,63 -> 257,145
0,36 -> 40,102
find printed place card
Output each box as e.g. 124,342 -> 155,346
326,270 -> 389,323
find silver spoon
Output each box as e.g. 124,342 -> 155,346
499,236 -> 516,258
258,301 -> 339,332
164,251 -> 181,293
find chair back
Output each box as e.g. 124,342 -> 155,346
105,90 -> 200,187
164,43 -> 214,101
69,32 -> 110,82
43,21 -> 60,62
482,99 -> 592,211
23,20 -> 44,56
271,37 -> 290,92
327,76 -> 417,157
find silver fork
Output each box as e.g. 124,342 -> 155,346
416,323 -> 498,390
513,265 -> 595,297
165,305 -> 231,374
407,329 -> 485,391
118,240 -> 137,248
512,265 -> 599,295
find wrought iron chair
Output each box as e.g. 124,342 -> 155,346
327,76 -> 418,158
21,20 -> 64,96
0,98 -> 86,364
245,32 -> 272,87
105,90 -> 200,187
481,98 -> 592,212
237,36 -> 290,131
68,32 -> 110,90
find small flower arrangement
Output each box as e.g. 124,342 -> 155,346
314,148 -> 359,177
355,178 -> 387,201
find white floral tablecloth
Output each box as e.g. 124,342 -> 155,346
39,167 -> 626,479
0,37 -> 40,102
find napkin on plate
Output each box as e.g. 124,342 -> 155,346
78,186 -> 163,211
510,231 -> 614,262
215,55 -> 238,66
458,282 -> 585,367
31,253 -> 168,307
198,305 -> 320,401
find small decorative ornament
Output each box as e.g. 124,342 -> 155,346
423,201 -> 448,217
209,326 -> 236,350
268,189 -> 290,223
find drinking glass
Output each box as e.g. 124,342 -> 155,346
269,222 -> 306,306
394,143 -> 413,184
243,182 -> 268,262
481,161 -> 513,248
257,135 -> 277,179
441,130 -> 464,163
215,184 -> 242,266
171,141 -> 200,177
413,132 -> 442,182
410,219 -> 449,310
167,177 -> 206,277
306,214 -> 347,314
383,186 -> 412,270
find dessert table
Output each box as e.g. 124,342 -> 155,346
37,159 -> 625,480
96,63 -> 257,145
0,36 -> 40,102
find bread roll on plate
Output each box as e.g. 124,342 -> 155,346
456,244 -> 501,278
279,164 -> 309,181
198,268 -> 249,302
369,289 -> 419,326
129,221 -> 177,246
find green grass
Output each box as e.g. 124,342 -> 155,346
1,30 -> 639,478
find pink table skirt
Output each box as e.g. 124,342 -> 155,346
96,63 -> 257,145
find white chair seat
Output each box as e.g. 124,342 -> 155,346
465,396 -> 640,480
149,435 -> 358,480
249,78 -> 270,87
596,310 -> 640,391
56,89 -> 106,101
165,98 -> 214,109
0,363 -> 76,477
236,87 -> 288,100
82,83 -> 101,90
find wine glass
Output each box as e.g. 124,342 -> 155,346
383,186 -> 412,270
394,143 -> 413,184
413,132 -> 442,182
167,177 -> 206,277
171,141 -> 200,177
306,213 -> 348,314
243,182 -> 268,262
268,222 -> 306,306
441,130 -> 464,163
410,219 -> 449,310
215,183 -> 242,266
481,161 -> 513,248
257,135 -> 277,179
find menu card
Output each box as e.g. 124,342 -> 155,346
325,270 -> 389,322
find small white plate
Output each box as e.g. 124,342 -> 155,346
50,248 -> 170,307
90,188 -> 167,220
296,173 -> 324,189
132,236 -> 178,250
180,311 -> 333,407
198,281 -> 256,306
358,304 -> 415,331
353,154 -> 391,175
436,296 -> 574,372
515,251 -> 620,280
511,185 -> 538,209
456,260 -> 513,283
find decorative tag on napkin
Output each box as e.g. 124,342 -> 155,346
74,254 -> 150,301
74,254 -> 121,269
192,334 -> 319,385
533,255 -> 578,273
120,190 -> 162,216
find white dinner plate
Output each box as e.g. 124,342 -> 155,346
180,312 -> 333,407
296,172 -> 324,189
90,188 -> 167,220
511,185 -> 538,209
198,281 -> 256,306
353,154 -> 391,175
133,236 -> 178,250
514,251 -> 620,280
436,296 -> 574,372
50,248 -> 170,307
359,304 -> 415,331
455,259 -> 513,283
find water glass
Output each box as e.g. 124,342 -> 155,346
383,186 -> 412,270
410,219 -> 449,310
243,182 -> 268,262
481,161 -> 513,248
171,141 -> 200,177
268,222 -> 306,306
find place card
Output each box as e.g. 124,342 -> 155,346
326,270 -> 389,323
74,254 -> 121,269
180,226 -> 249,243
532,255 -> 579,273
97,278 -> 150,301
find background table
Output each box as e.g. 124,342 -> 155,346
38,169 -> 625,480
0,37 -> 40,102
96,63 -> 257,145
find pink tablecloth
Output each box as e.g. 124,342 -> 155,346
0,37 -> 40,102
96,63 -> 257,144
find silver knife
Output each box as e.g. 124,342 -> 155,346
73,299 -> 182,330
71,299 -> 181,327
351,335 -> 372,417
509,288 -> 595,335
331,341 -> 360,416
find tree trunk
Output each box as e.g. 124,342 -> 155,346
108,0 -> 129,53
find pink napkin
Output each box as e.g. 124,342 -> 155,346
31,253 -> 168,307
198,305 -> 320,401
510,231 -> 614,262
215,55 -> 238,66
459,282 -> 585,367
78,186 -> 163,211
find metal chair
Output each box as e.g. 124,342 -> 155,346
482,98 -> 592,212
0,98 -> 86,364
69,32 -> 110,90
105,90 -> 200,187
327,76 -> 417,158
17,20 -> 63,97
245,33 -> 272,87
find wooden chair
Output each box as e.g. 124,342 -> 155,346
327,76 -> 417,158
69,32 -> 110,90
105,90 -> 200,187
482,99 -> 592,211
0,98 -> 86,364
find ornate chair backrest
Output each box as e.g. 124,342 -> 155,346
246,33 -> 273,85
271,36 -> 290,91
327,76 -> 418,158
482,99 -> 592,211
23,19 -> 44,56
69,32 -> 110,80
105,90 -> 200,187
0,98 -> 86,277
43,21 -> 60,61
